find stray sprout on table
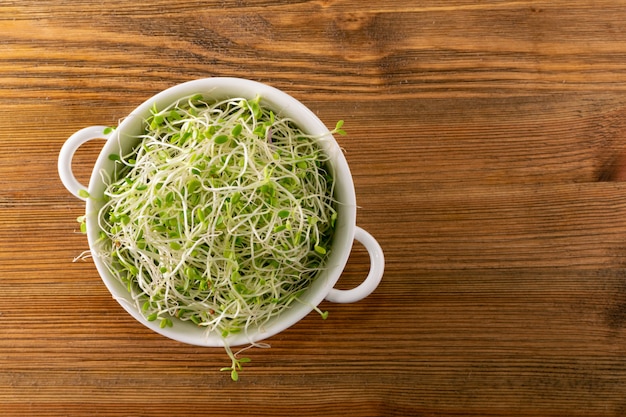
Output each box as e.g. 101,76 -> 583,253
90,94 -> 343,380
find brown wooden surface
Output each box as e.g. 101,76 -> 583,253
3,1 -> 626,416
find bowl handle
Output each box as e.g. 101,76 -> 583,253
58,126 -> 111,201
325,226 -> 384,303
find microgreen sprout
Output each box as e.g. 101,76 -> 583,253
95,95 -> 341,380
334,120 -> 347,136
77,215 -> 87,234
220,344 -> 251,381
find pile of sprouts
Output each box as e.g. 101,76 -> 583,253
92,94 -> 343,380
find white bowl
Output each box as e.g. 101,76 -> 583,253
58,77 -> 384,347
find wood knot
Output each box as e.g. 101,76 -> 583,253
599,151 -> 626,182
334,11 -> 372,32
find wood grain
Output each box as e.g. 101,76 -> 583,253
4,1 -> 626,416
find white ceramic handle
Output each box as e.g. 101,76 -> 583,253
325,226 -> 384,303
58,126 -> 111,201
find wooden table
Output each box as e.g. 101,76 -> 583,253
3,1 -> 626,415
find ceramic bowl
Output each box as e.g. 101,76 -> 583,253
58,77 -> 384,347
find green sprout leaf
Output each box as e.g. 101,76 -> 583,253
77,215 -> 87,234
334,120 -> 347,136
214,134 -> 229,144
314,245 -> 327,255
